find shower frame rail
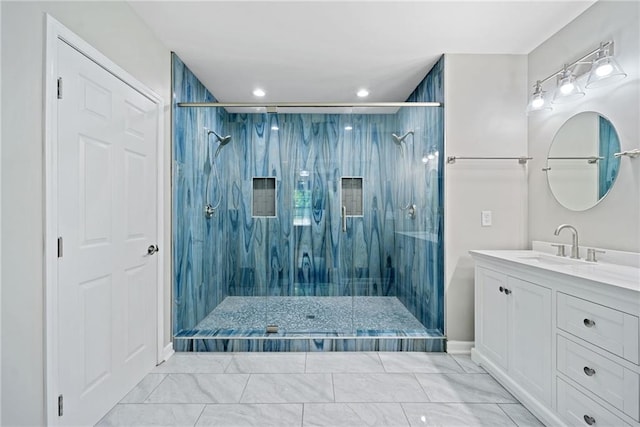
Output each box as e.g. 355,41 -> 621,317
177,101 -> 442,109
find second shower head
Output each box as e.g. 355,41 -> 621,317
392,130 -> 414,145
207,129 -> 232,146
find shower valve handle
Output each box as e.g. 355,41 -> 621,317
342,206 -> 347,232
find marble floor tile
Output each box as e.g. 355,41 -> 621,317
240,373 -> 334,403
333,373 -> 429,403
402,403 -> 517,426
119,374 -> 167,403
146,373 -> 249,404
452,355 -> 486,374
195,403 -> 303,426
499,403 -> 545,426
225,353 -> 306,373
96,403 -> 205,426
415,374 -> 517,404
379,352 -> 464,373
303,402 -> 410,426
153,353 -> 232,374
305,352 -> 384,373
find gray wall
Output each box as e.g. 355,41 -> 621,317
528,1 -> 640,252
444,54 -> 529,345
1,2 -> 171,425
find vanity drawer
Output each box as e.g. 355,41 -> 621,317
557,293 -> 639,364
558,335 -> 640,421
557,378 -> 631,426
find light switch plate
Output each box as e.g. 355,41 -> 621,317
481,210 -> 492,227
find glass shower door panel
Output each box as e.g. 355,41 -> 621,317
263,112 -> 357,336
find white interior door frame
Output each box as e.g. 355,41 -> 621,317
43,14 -> 165,425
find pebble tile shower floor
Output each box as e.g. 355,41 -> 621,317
97,352 -> 544,426
195,296 -> 429,333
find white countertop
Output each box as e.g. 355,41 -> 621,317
470,249 -> 640,293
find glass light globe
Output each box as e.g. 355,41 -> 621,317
560,81 -> 574,95
596,62 -> 614,77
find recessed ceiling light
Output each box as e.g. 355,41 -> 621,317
253,88 -> 266,97
345,125 -> 353,131
357,89 -> 369,98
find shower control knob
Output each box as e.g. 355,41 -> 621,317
147,244 -> 159,255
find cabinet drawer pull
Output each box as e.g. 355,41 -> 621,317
499,286 -> 504,293
583,318 -> 596,328
583,415 -> 596,425
583,366 -> 596,376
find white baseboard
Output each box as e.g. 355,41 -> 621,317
446,340 -> 474,355
161,342 -> 175,363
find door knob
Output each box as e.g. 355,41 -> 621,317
147,244 -> 159,255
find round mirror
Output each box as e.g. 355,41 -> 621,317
546,112 -> 621,211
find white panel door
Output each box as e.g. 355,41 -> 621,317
56,39 -> 158,426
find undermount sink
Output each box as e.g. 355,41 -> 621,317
517,254 -> 586,266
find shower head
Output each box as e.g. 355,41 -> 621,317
207,129 -> 232,159
391,130 -> 414,145
207,129 -> 232,146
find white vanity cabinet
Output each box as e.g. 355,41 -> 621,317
476,267 -> 552,404
471,250 -> 640,427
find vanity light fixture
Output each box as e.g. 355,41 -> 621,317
552,66 -> 585,104
586,42 -> 627,88
527,40 -> 626,113
526,80 -> 552,114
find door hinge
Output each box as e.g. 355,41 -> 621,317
58,394 -> 63,417
57,237 -> 63,258
57,77 -> 63,99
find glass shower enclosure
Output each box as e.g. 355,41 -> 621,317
173,105 -> 444,352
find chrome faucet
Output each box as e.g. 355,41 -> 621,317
554,224 -> 580,259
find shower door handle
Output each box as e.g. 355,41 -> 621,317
342,206 -> 347,232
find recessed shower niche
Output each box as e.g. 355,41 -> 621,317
171,53 -> 445,352
341,177 -> 364,217
252,177 -> 277,217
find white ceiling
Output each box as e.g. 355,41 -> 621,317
129,1 -> 595,103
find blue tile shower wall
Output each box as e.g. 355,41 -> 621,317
395,57 -> 445,335
173,54 -> 227,337
173,53 -> 445,341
